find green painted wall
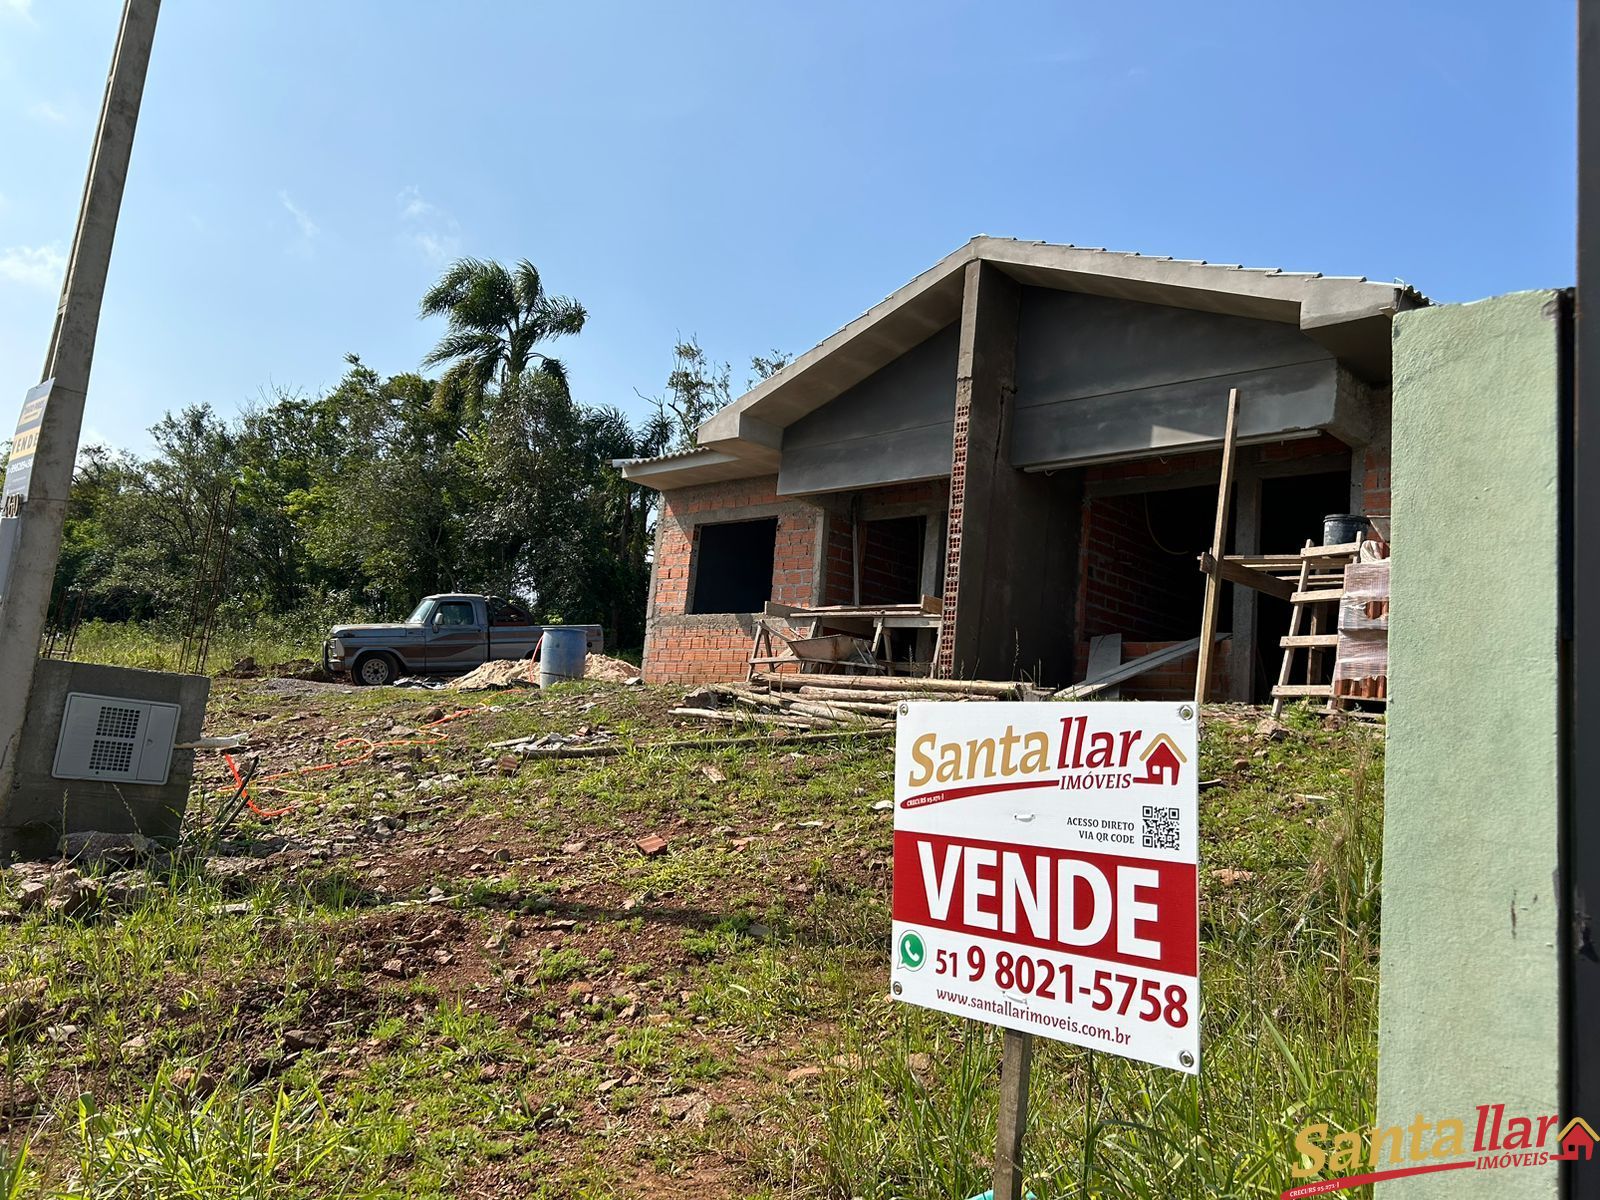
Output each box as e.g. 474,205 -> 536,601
1377,290 -> 1565,1197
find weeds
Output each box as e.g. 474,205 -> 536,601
66,1072 -> 368,1198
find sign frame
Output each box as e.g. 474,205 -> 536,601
890,700 -> 1201,1076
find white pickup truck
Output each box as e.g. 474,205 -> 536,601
322,593 -> 604,686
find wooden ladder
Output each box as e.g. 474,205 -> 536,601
1269,540 -> 1360,717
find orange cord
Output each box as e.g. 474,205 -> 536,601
218,704 -> 485,820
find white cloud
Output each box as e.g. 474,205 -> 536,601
26,99 -> 66,123
398,184 -> 438,221
278,190 -> 319,248
397,185 -> 460,264
0,0 -> 35,22
0,243 -> 65,290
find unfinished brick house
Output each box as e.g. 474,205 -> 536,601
618,238 -> 1420,699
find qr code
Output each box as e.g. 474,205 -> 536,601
1142,805 -> 1180,851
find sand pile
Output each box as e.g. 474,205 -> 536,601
452,659 -> 534,690
584,653 -> 641,683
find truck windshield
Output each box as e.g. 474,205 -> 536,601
405,600 -> 434,624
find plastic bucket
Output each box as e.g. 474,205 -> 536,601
1322,513 -> 1369,546
537,626 -> 587,688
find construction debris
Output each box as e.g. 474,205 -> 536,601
674,674 -> 1043,731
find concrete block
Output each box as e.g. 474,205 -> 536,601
1,659 -> 209,858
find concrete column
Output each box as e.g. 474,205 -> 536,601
1376,291 -> 1566,1197
936,259 -> 1018,678
936,261 -> 1079,684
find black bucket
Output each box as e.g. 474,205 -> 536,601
1323,513 -> 1369,546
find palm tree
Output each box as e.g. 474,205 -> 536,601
419,258 -> 587,419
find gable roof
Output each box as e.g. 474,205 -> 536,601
617,236 -> 1426,490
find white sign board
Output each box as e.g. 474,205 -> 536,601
890,701 -> 1200,1074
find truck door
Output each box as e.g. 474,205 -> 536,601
488,598 -> 539,660
424,599 -> 485,671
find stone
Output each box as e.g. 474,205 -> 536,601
785,1065 -> 824,1084
0,996 -> 41,1033
660,1092 -> 712,1127
61,831 -> 149,866
281,1028 -> 325,1052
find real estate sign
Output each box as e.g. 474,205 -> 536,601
3,380 -> 51,510
890,701 -> 1200,1074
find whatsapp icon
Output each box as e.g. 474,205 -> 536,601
897,931 -> 927,972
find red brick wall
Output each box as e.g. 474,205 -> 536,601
1079,493 -> 1204,640
643,475 -> 822,684
859,518 -> 924,605
1358,396 -> 1393,541
823,522 -> 854,606
935,381 -> 973,678
822,480 -> 949,606
1074,639 -> 1229,702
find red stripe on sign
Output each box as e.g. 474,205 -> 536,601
892,830 -> 1197,976
1278,1158 -> 1476,1197
900,778 -> 1060,810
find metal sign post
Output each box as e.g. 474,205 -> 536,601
890,700 -> 1202,1197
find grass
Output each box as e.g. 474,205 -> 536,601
67,615 -> 332,674
64,614 -> 645,677
0,681 -> 1383,1198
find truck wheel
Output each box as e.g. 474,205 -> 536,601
354,653 -> 398,686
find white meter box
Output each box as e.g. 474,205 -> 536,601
52,693 -> 181,785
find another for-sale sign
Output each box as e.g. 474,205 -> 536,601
890,702 -> 1200,1074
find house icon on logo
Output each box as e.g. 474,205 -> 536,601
1557,1117 -> 1598,1161
1134,733 -> 1186,785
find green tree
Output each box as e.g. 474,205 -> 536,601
419,258 -> 586,422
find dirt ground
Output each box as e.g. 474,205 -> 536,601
0,677 -> 1380,1198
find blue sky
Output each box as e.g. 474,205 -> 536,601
0,1 -> 1577,454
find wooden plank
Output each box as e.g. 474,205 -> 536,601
1271,684 -> 1335,698
991,1029 -> 1034,1200
1302,540 -> 1364,559
1054,635 -> 1223,700
1087,634 -> 1122,701
1291,589 -> 1347,605
754,671 -> 1020,697
1199,551 -> 1295,602
1280,634 -> 1340,648
1195,387 -> 1241,703
792,603 -> 927,616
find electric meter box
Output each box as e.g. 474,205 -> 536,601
51,692 -> 181,785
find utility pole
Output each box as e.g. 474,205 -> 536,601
0,0 -> 161,808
